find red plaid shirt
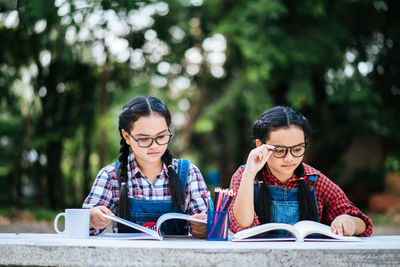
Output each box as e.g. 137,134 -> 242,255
228,163 -> 373,237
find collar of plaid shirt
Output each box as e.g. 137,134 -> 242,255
261,163 -> 320,187
128,153 -> 170,180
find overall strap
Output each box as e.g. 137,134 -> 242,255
244,164 -> 259,210
254,182 -> 259,211
177,159 -> 189,190
308,175 -> 318,183
115,161 -> 121,185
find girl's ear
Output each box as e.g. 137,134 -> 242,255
121,129 -> 132,146
255,139 -> 263,147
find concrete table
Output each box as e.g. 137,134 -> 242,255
0,233 -> 399,266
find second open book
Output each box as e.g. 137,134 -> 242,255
101,213 -> 206,240
231,220 -> 361,242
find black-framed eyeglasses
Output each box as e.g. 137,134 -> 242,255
128,131 -> 172,148
269,144 -> 307,158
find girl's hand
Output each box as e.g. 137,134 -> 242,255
331,214 -> 356,236
89,206 -> 114,230
244,144 -> 274,177
189,213 -> 207,239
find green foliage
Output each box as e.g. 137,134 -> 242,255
386,153 -> 400,172
31,208 -> 59,221
286,79 -> 314,109
0,208 -> 58,221
0,0 -> 399,210
368,212 -> 400,226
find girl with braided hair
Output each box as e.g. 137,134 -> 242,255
229,106 -> 372,237
83,96 -> 208,238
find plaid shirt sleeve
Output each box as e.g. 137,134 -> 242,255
228,166 -> 260,233
316,174 -> 373,237
184,161 -> 209,214
82,163 -> 119,235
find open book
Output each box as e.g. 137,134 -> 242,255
102,212 -> 206,240
231,220 -> 361,242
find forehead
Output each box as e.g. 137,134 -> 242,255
131,114 -> 168,134
267,125 -> 305,146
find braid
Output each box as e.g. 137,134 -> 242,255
117,138 -> 130,232
296,164 -> 319,222
255,170 -> 270,224
162,149 -> 185,210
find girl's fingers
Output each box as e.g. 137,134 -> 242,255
256,150 -> 262,161
257,145 -> 272,159
246,144 -> 275,174
338,223 -> 344,235
90,206 -> 113,229
331,223 -> 344,236
264,144 -> 275,150
251,146 -> 272,166
98,206 -> 114,215
260,145 -> 274,161
331,214 -> 356,236
331,224 -> 338,235
191,213 -> 207,220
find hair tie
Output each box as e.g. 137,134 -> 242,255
121,182 -> 126,186
299,177 -> 304,180
167,165 -> 173,169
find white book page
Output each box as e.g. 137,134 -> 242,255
92,233 -> 158,240
293,220 -> 360,241
156,212 -> 207,237
103,214 -> 161,240
231,223 -> 301,241
231,237 -> 297,242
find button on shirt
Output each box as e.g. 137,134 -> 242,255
228,163 -> 373,237
83,154 -> 208,233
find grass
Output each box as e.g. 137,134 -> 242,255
0,208 -> 59,222
367,212 -> 400,226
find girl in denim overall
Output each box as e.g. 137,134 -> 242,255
229,106 -> 372,237
84,96 -> 208,238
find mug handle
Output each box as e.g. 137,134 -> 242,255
54,212 -> 65,234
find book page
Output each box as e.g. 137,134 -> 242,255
231,223 -> 301,241
92,233 -> 160,240
103,214 -> 162,240
230,237 -> 297,242
156,212 -> 207,237
293,220 -> 360,241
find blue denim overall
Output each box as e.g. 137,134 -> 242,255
254,175 -> 319,238
117,159 -> 190,235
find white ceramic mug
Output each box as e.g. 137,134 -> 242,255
54,208 -> 90,238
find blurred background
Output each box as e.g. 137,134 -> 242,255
0,0 -> 399,233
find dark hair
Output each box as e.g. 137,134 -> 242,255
253,106 -> 318,223
117,96 -> 185,231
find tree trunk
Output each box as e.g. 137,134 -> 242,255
98,55 -> 109,170
83,123 -> 92,200
11,154 -> 22,207
46,141 -> 64,210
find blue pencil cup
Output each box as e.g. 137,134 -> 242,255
206,211 -> 229,241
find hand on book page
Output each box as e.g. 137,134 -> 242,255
231,220 -> 361,242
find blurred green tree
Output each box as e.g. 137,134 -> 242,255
0,0 -> 399,211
